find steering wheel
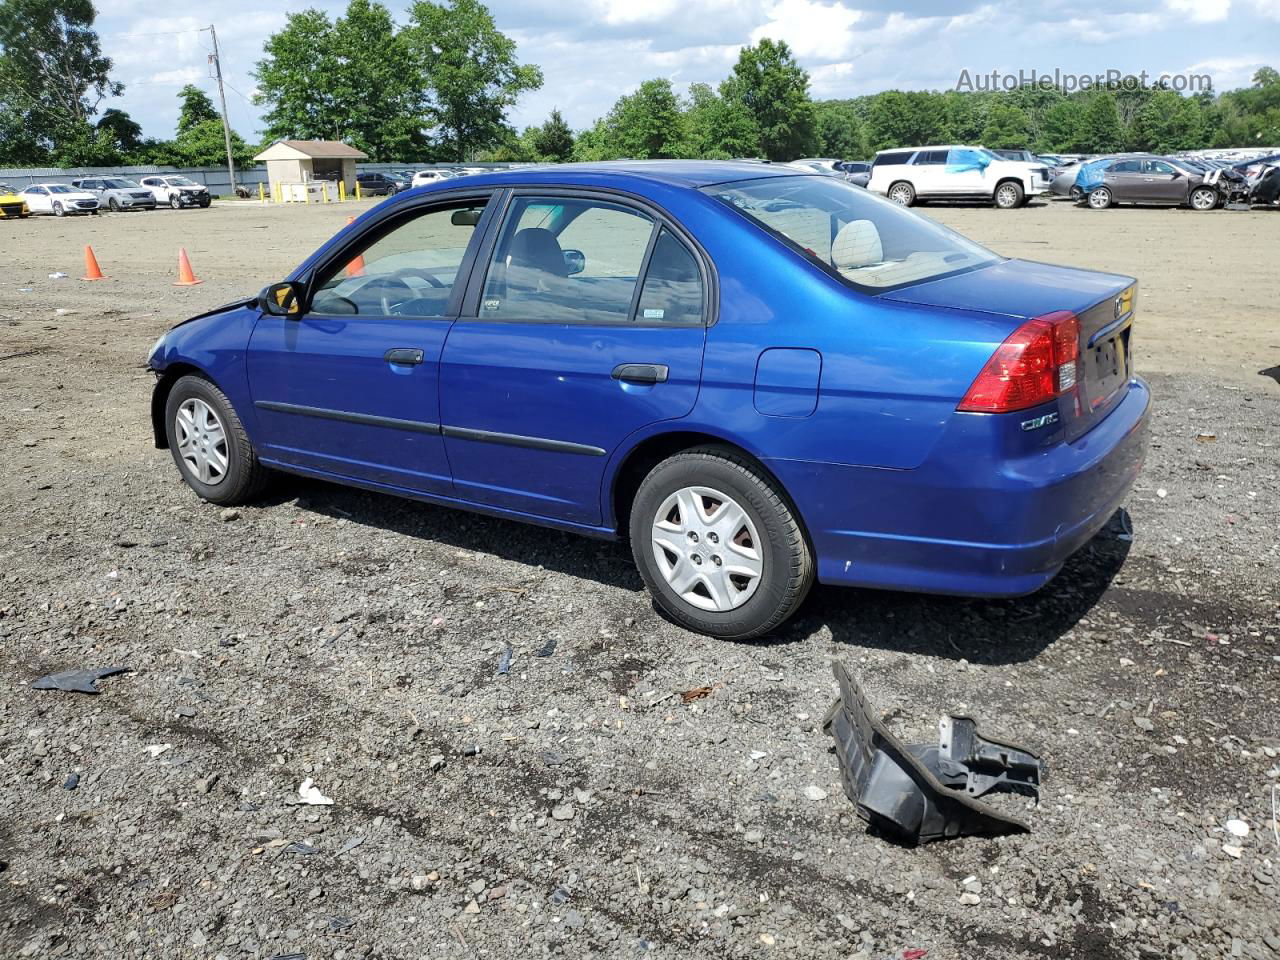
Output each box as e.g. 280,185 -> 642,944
360,275 -> 416,315
391,267 -> 446,288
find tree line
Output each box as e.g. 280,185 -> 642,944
1,0 -> 1277,171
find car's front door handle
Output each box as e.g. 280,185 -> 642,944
612,363 -> 669,384
385,348 -> 424,366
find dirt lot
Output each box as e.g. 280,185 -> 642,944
2,196 -> 1278,960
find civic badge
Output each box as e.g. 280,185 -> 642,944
1020,411 -> 1060,432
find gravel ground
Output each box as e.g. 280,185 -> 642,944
1,198 -> 1278,960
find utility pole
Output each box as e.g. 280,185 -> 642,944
203,25 -> 237,197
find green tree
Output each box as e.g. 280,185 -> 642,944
254,9 -> 341,142
330,0 -> 427,160
721,38 -> 815,160
599,78 -> 687,159
96,107 -> 142,152
1129,90 -> 1206,152
813,101 -> 867,159
684,82 -> 759,158
980,101 -> 1031,149
1079,92 -> 1124,152
528,108 -> 574,161
405,0 -> 543,160
1038,98 -> 1087,152
0,0 -> 120,162
176,85 -> 220,137
865,90 -> 947,150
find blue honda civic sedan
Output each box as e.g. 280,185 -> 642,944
148,161 -> 1149,639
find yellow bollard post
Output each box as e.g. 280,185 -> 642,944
304,183 -> 310,205
322,182 -> 330,203
355,181 -> 362,201
258,182 -> 266,204
338,179 -> 346,202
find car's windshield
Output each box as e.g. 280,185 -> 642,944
703,175 -> 1001,292
167,177 -> 198,186
47,185 -> 75,194
104,178 -> 138,188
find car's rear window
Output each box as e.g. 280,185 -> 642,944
703,175 -> 1001,292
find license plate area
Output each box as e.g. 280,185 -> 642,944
1088,326 -> 1129,410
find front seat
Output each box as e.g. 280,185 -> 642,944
831,219 -> 883,271
508,227 -> 567,281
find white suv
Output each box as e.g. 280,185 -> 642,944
868,145 -> 1050,209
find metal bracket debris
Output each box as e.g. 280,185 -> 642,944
32,666 -> 132,694
822,661 -> 1045,844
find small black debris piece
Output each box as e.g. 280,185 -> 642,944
462,745 -> 481,757
63,773 -> 80,791
269,954 -> 307,960
32,666 -> 132,694
326,916 -> 356,933
822,661 -> 1045,844
284,842 -> 318,856
541,750 -> 566,767
549,886 -> 571,906
535,637 -> 558,658
496,643 -> 513,676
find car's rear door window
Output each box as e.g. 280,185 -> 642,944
479,196 -> 656,324
636,228 -> 703,324
309,200 -> 490,317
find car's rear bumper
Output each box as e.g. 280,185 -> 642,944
767,377 -> 1151,597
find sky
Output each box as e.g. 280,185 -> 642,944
95,0 -> 1280,142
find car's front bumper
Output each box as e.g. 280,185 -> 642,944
767,377 -> 1151,597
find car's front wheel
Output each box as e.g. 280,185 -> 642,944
169,194 -> 181,210
1189,186 -> 1218,211
629,447 -> 813,640
108,197 -> 120,212
887,181 -> 915,206
163,375 -> 270,505
52,202 -> 64,217
1087,187 -> 1113,209
994,180 -> 1025,209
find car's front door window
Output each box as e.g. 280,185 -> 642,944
309,201 -> 488,318
479,197 -> 655,323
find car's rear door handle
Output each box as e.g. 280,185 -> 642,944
385,348 -> 424,365
612,363 -> 669,384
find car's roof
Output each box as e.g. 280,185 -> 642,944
426,160 -> 810,190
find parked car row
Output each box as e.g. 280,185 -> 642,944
1046,152 -> 1278,210
0,175 -> 213,217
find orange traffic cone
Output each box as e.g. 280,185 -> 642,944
81,245 -> 105,281
173,247 -> 203,286
344,217 -> 364,277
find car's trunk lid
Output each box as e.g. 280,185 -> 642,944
882,258 -> 1136,441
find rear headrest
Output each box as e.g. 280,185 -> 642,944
831,219 -> 883,270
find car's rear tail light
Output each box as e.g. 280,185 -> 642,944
957,310 -> 1080,413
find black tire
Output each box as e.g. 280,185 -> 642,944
164,375 -> 270,506
993,180 -> 1024,209
108,197 -> 119,212
52,202 -> 64,217
199,198 -> 210,208
628,447 -> 813,640
1189,186 -> 1218,211
887,181 -> 915,206
170,194 -> 181,210
1087,187 -> 1113,209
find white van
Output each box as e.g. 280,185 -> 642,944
867,146 -> 1050,208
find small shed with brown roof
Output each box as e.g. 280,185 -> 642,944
253,140 -> 369,194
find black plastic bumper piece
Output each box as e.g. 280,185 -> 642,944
822,661 -> 1045,844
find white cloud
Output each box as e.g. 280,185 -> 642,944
1166,0 -> 1231,21
750,0 -> 863,60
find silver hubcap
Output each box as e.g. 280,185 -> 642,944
889,185 -> 911,204
1192,190 -> 1214,209
651,486 -> 763,612
175,398 -> 229,485
1089,190 -> 1108,208
997,185 -> 1017,206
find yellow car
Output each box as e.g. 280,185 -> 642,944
0,184 -> 30,219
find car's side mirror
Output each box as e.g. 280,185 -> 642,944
563,249 -> 586,276
260,281 -> 303,318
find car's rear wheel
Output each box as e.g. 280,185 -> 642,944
887,181 -> 915,206
1087,187 -> 1113,209
629,447 -> 813,640
1189,186 -> 1218,211
108,197 -> 120,212
994,180 -> 1024,209
164,375 -> 270,505
52,202 -> 64,217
